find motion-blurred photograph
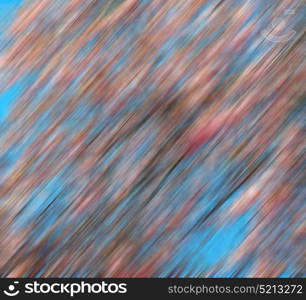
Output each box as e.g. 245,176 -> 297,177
0,0 -> 305,283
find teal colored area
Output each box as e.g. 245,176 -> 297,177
0,80 -> 23,122
204,210 -> 252,265
0,0 -> 23,121
0,0 -> 23,34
